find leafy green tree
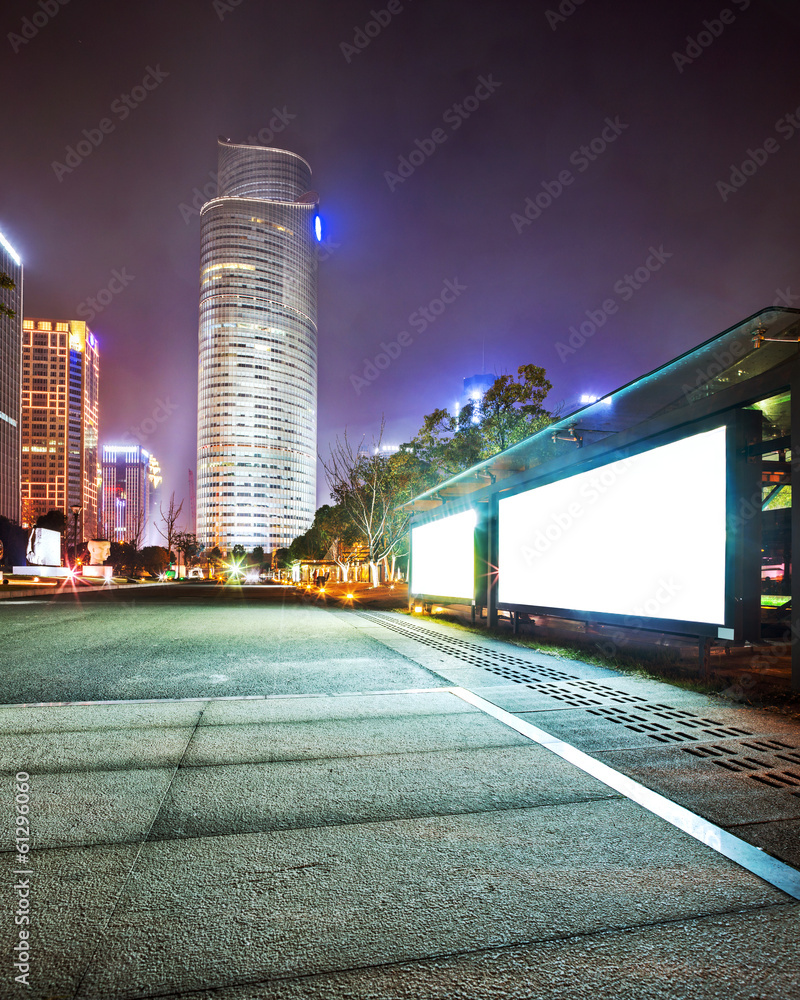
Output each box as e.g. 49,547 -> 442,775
175,531 -> 199,565
35,509 -> 68,533
139,546 -> 170,576
403,403 -> 483,482
273,547 -> 291,570
479,364 -> 553,454
405,365 -> 555,479
109,541 -> 137,576
0,271 -> 16,320
231,543 -> 246,562
251,545 -> 265,565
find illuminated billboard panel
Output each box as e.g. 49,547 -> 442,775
411,508 -> 477,600
498,426 -> 728,625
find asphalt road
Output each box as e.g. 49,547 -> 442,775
2,585 -> 799,999
0,586 -> 439,704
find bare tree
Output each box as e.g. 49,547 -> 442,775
322,419 -> 423,587
155,493 -> 184,566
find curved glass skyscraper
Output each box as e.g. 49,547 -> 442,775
197,140 -> 318,553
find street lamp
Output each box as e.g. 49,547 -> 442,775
70,504 -> 81,569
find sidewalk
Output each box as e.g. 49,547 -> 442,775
2,608 -> 799,999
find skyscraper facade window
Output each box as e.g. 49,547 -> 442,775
0,230 -> 22,523
196,140 -> 318,553
20,319 -> 99,541
100,444 -> 159,546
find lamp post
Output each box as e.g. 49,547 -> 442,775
70,504 -> 81,569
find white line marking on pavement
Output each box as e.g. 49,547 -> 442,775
449,686 -> 800,901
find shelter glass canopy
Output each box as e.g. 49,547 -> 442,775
407,306 -> 800,511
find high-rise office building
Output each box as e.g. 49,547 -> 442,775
0,230 -> 23,523
100,444 -> 160,545
196,139 -> 319,553
454,373 -> 494,425
20,319 -> 100,541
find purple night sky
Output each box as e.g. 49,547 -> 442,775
2,0 -> 800,529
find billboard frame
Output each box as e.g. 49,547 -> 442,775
408,499 -> 486,607
492,409 -> 761,640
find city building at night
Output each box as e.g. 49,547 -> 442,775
196,139 -> 319,554
454,372 -> 495,425
100,444 -> 160,545
20,318 -> 100,541
0,230 -> 22,523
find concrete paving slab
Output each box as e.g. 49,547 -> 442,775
0,699 -> 206,733
149,745 -> 618,841
732,818 -> 800,868
514,707 -> 693,751
0,843 -> 141,1000
198,690 -> 477,727
514,704 -> 763,753
77,799 -> 786,999
0,726 -> 192,774
554,674 -> 724,707
154,902 -> 800,1000
596,745 -> 800,827
0,767 -> 173,851
181,713 -> 531,767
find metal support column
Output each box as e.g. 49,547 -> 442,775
792,376 -> 800,691
486,494 -> 498,628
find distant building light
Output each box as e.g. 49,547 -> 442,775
580,394 -> 612,405
314,215 -> 322,242
0,231 -> 21,266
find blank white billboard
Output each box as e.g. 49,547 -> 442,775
411,508 -> 477,600
498,426 -> 728,625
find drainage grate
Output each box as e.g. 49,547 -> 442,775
587,705 -> 753,743
356,611 -> 578,683
682,738 -> 800,796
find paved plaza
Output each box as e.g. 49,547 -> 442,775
1,588 -> 799,999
